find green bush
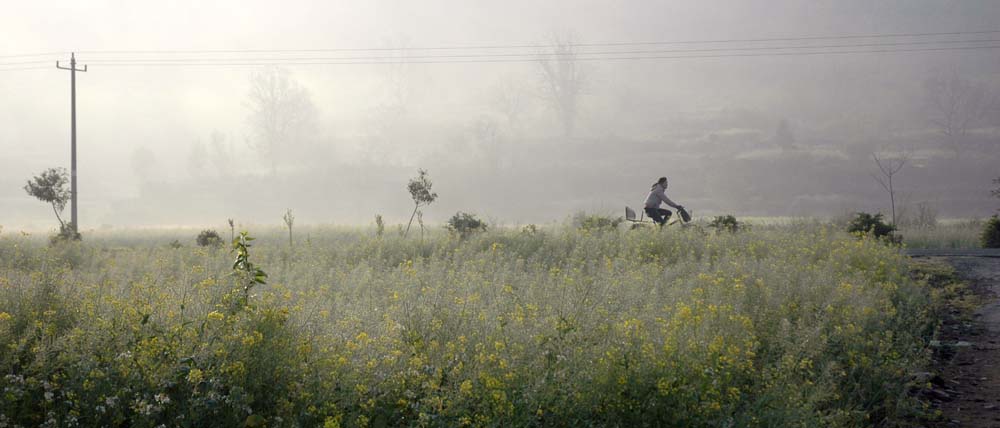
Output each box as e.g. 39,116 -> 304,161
709,215 -> 741,233
446,211 -> 487,238
573,212 -> 623,231
847,212 -> 896,240
196,229 -> 223,247
982,215 -> 1000,248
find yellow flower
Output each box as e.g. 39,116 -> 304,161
0,312 -> 11,321
242,331 -> 263,346
323,416 -> 342,428
727,387 -> 741,400
207,311 -> 224,321
187,368 -> 203,384
460,380 -> 473,395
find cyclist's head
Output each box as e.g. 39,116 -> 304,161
651,177 -> 668,190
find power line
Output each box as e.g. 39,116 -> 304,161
0,59 -> 53,66
0,51 -> 68,60
77,38 -> 1000,64
3,29 -> 999,69
75,44 -> 1000,68
0,65 -> 50,72
10,28 -> 997,57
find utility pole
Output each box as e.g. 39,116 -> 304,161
56,53 -> 86,233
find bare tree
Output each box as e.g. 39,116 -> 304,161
282,209 -> 295,247
493,74 -> 528,134
246,67 -> 318,175
209,130 -> 234,177
872,151 -> 910,225
187,138 -> 208,178
130,146 -> 157,186
365,37 -> 414,162
471,115 -> 503,170
379,37 -> 413,111
924,71 -> 995,156
537,35 -> 586,138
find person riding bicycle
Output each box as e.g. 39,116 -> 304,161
644,177 -> 684,226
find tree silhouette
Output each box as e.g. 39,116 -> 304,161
404,169 -> 437,238
537,34 -> 586,138
872,151 -> 909,226
924,71 -> 995,157
246,67 -> 318,175
24,168 -> 75,235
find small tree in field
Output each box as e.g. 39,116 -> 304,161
872,151 -> 908,226
446,212 -> 487,239
24,167 -> 79,240
283,209 -> 295,247
404,169 -> 437,238
374,214 -> 385,238
196,230 -> 223,247
417,210 -> 425,240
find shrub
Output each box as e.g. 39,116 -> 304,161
196,229 -> 223,247
709,215 -> 741,233
573,212 -> 623,231
847,212 -> 896,240
374,214 -> 385,238
982,215 -> 1000,248
446,211 -> 487,238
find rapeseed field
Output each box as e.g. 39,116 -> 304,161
0,225 -> 937,427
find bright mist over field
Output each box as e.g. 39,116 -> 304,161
2,0 -> 999,232
5,3 -> 1000,427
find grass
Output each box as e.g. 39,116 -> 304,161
0,223 -> 941,427
898,220 -> 984,249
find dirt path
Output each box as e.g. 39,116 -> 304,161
926,256 -> 1000,427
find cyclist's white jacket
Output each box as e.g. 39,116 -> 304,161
644,184 -> 680,210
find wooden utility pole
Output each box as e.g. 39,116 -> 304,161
56,53 -> 86,233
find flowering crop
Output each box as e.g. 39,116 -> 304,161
0,224 -> 936,427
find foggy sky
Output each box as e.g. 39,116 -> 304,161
2,0 -> 999,231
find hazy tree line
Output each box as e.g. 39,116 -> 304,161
84,36 -> 999,226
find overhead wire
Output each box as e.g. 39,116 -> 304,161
68,28 -> 1000,55
0,51 -> 68,60
0,59 -> 53,66
69,44 -> 1000,68
2,28 -> 999,70
77,38 -> 1000,64
0,65 -> 51,72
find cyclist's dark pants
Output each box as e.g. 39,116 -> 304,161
644,208 -> 672,226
